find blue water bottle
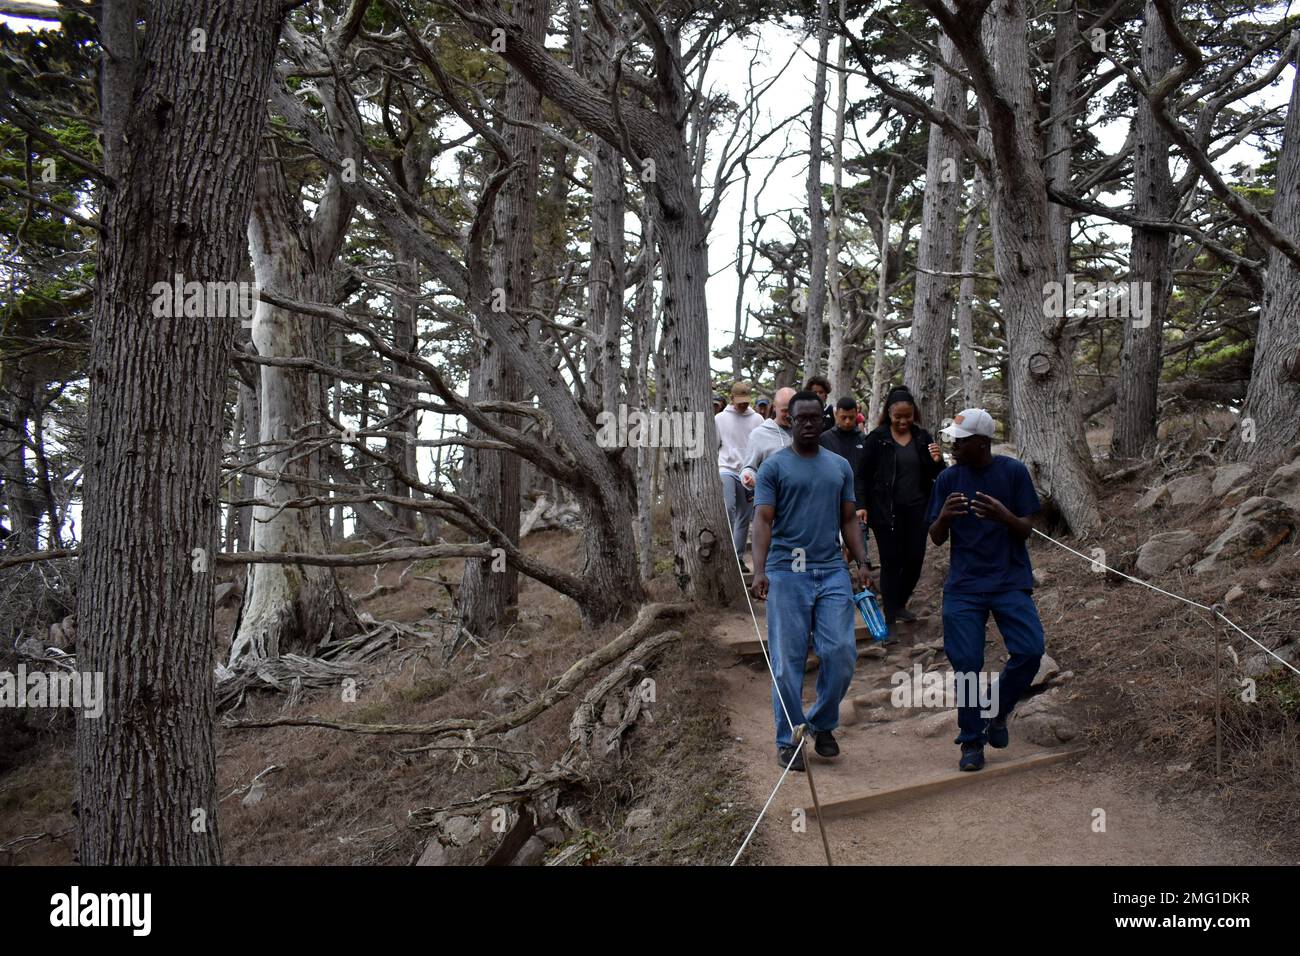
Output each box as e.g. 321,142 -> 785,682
852,589 -> 890,641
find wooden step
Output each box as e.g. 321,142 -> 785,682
718,621 -> 878,657
802,747 -> 1085,820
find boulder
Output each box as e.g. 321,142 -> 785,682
1167,473 -> 1213,507
1193,496 -> 1299,574
625,808 -> 654,830
1031,654 -> 1061,688
48,615 -> 77,651
1211,463 -> 1253,498
509,836 -> 547,866
1222,485 -> 1252,507
1010,688 -> 1078,746
838,699 -> 858,726
1263,460 -> 1300,512
1243,643 -> 1299,678
854,687 -> 896,709
536,826 -> 566,846
1135,530 -> 1200,576
1135,484 -> 1169,512
912,710 -> 956,738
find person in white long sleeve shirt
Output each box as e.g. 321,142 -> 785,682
716,381 -> 764,569
741,386 -> 795,491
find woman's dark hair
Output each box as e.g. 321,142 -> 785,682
877,386 -> 921,427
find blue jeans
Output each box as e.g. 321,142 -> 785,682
941,589 -> 1045,746
766,567 -> 858,748
721,472 -> 753,559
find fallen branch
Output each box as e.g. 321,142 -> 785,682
409,629 -> 683,827
0,548 -> 77,571
223,602 -> 692,739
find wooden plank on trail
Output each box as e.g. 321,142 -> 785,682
803,748 -> 1085,820
717,621 -> 875,657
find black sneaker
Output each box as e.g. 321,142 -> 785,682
959,743 -> 985,772
813,730 -> 839,757
777,745 -> 805,772
987,715 -> 1009,749
896,608 -> 918,623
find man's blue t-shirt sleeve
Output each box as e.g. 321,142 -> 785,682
754,456 -> 779,509
925,469 -> 950,527
838,457 -> 855,504
1009,459 -> 1041,517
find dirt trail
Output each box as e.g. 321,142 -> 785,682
714,580 -> 1280,866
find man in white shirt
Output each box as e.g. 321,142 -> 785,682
716,380 -> 764,570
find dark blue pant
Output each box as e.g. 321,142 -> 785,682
941,589 -> 1045,746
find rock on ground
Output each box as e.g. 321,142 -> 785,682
1031,654 -> 1061,688
1136,530 -> 1200,576
1263,460 -> 1300,513
1212,463 -> 1253,498
1193,496 -> 1298,574
1011,688 -> 1078,746
1167,473 -> 1212,507
509,836 -> 547,866
912,710 -> 956,738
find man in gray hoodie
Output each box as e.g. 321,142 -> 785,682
741,386 -> 795,491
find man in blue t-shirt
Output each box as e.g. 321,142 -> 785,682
751,392 -> 873,772
925,408 -> 1046,772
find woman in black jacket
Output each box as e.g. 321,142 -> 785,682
860,386 -> 947,636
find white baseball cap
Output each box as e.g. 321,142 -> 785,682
941,408 -> 996,439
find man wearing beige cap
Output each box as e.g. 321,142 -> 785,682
716,380 -> 764,570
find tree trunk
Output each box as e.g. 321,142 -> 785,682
387,237 -> 424,535
0,377 -> 40,550
934,0 -> 1099,531
905,21 -> 964,430
1112,0 -> 1176,460
802,0 -> 831,378
868,166 -> 894,425
956,173 -> 986,407
633,195 -> 659,583
1228,42 -> 1300,462
230,159 -> 358,667
1044,0 -> 1078,279
236,372 -> 259,554
458,0 -> 548,642
825,0 -> 851,398
587,137 -> 625,413
77,0 -> 285,865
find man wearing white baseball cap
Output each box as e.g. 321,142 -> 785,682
925,408 -> 1046,772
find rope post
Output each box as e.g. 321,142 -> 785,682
794,724 -> 834,866
1211,603 -> 1225,783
